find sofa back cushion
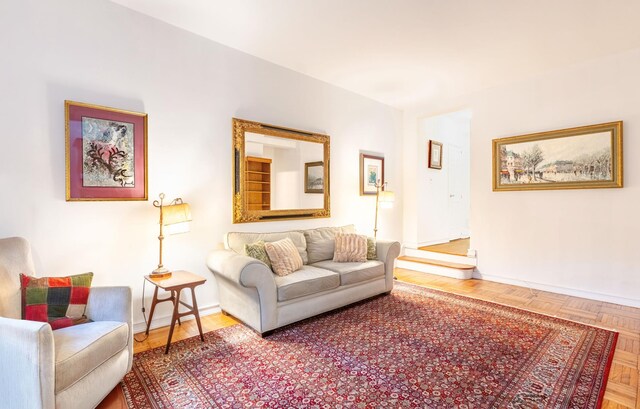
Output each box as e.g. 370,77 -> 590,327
226,231 -> 308,264
303,225 -> 356,264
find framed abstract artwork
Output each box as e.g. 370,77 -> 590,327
360,153 -> 384,195
65,100 -> 148,201
304,161 -> 324,193
492,121 -> 623,191
428,140 -> 443,169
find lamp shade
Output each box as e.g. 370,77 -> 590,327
378,190 -> 395,209
162,203 -> 191,225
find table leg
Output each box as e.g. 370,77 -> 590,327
165,288 -> 182,354
190,286 -> 205,342
145,286 -> 159,335
172,290 -> 182,326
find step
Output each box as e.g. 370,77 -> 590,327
396,255 -> 475,280
403,247 -> 477,266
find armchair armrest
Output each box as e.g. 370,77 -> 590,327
86,286 -> 132,325
376,240 -> 401,291
85,286 -> 133,370
0,317 -> 55,409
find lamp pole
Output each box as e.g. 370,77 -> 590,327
152,193 -> 168,274
373,179 -> 385,239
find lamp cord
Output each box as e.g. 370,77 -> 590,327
133,278 -> 149,343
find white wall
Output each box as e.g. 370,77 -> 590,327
414,110 -> 470,247
0,0 -> 403,328
404,47 -> 640,307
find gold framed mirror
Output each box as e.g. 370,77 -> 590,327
232,118 -> 330,223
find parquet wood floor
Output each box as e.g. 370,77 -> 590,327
99,268 -> 639,409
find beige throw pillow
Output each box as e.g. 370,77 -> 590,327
264,238 -> 303,277
333,233 -> 368,262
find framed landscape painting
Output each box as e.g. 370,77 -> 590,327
65,100 -> 148,201
492,121 -> 623,191
360,153 -> 384,195
304,161 -> 324,193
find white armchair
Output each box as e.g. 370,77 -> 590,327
0,237 -> 133,409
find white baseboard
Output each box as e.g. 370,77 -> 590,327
473,272 -> 640,308
132,303 -> 221,334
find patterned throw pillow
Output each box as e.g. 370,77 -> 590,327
333,234 -> 368,262
367,237 -> 377,260
20,272 -> 93,330
245,240 -> 272,269
264,238 -> 303,277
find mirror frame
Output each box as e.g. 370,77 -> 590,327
232,118 -> 330,223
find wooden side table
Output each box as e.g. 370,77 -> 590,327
144,270 -> 206,354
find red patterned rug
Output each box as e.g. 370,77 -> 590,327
122,283 -> 617,408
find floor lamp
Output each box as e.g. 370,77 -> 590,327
152,193 -> 192,278
374,180 -> 395,239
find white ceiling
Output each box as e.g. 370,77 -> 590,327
110,0 -> 640,109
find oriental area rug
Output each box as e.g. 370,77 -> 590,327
122,283 -> 617,408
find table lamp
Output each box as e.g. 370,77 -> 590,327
152,193 -> 192,278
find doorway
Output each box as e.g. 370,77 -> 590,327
416,109 -> 471,252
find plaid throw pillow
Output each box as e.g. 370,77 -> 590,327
20,272 -> 93,330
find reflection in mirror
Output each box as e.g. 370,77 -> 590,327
245,132 -> 324,210
233,118 -> 330,223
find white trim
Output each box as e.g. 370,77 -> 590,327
416,239 -> 449,247
132,303 -> 221,334
473,272 -> 640,308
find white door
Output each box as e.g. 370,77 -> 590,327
447,145 -> 469,239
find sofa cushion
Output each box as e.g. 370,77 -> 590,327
311,260 -> 385,286
244,241 -> 272,269
265,238 -> 303,277
274,265 -> 340,302
333,234 -> 368,262
20,272 -> 93,330
53,320 -> 129,393
303,225 -> 356,264
367,237 -> 377,260
226,231 -> 308,264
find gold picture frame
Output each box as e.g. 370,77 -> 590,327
492,121 -> 623,191
65,100 -> 148,201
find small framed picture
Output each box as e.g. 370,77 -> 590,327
428,140 -> 443,169
65,100 -> 148,201
304,161 -> 324,193
360,153 -> 384,195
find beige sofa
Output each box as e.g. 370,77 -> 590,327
206,225 -> 401,335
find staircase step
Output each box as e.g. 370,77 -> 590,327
403,248 -> 477,266
397,256 -> 476,270
396,255 -> 475,280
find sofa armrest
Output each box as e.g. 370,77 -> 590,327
0,317 -> 55,409
376,240 -> 401,291
207,250 -> 277,292
85,286 -> 133,370
376,240 -> 401,264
